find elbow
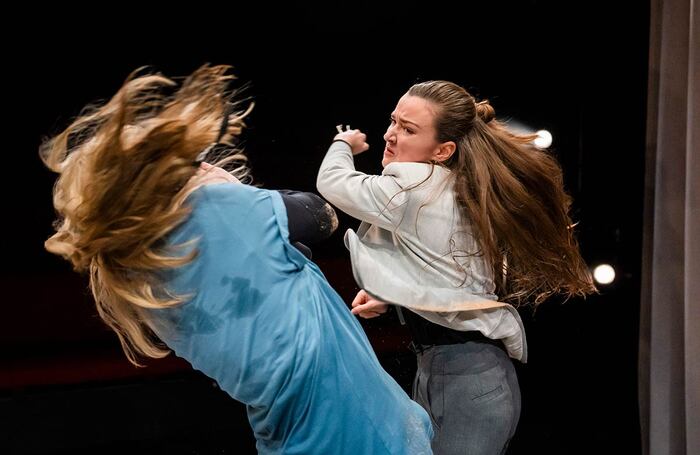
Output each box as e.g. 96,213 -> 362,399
316,170 -> 335,203
315,172 -> 327,197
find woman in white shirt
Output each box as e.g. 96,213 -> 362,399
317,80 -> 596,454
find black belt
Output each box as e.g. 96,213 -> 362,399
397,307 -> 506,354
408,336 -> 506,355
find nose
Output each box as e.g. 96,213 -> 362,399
383,124 -> 396,144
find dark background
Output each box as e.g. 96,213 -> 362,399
2,1 -> 649,453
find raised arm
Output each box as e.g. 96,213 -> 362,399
316,137 -> 408,230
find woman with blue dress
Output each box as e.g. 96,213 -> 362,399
41,65 -> 433,454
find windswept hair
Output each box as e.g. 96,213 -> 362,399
408,81 -> 596,305
41,65 -> 252,364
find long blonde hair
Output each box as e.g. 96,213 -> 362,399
41,65 -> 251,364
408,81 -> 597,305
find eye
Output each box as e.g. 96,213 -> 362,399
404,127 -> 415,134
389,117 -> 396,125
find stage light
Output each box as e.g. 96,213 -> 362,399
534,129 -> 553,149
593,264 -> 616,285
504,121 -> 553,149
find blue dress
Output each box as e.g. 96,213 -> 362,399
148,183 -> 433,454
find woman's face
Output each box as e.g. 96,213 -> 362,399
382,95 -> 447,168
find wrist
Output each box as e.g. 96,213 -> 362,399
331,138 -> 353,150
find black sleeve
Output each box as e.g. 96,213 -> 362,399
277,190 -> 338,245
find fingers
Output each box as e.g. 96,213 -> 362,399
351,300 -> 388,315
336,124 -> 355,132
335,124 -> 363,134
351,306 -> 382,318
350,289 -> 389,319
333,125 -> 369,156
351,289 -> 369,308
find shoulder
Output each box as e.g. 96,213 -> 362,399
192,182 -> 263,201
184,183 -> 283,227
188,183 -> 276,211
182,183 -> 294,254
381,162 -> 452,189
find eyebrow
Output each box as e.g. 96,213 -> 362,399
390,114 -> 421,129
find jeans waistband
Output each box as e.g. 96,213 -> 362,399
409,333 -> 505,355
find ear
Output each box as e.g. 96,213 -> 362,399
433,141 -> 456,163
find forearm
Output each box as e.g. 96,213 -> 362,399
316,140 -> 362,209
316,141 -> 405,228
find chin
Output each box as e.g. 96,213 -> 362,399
382,155 -> 395,168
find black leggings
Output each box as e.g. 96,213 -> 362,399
277,190 -> 337,259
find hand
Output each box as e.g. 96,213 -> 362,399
350,289 -> 389,319
334,125 -> 370,156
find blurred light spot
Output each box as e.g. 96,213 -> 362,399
593,264 -> 616,285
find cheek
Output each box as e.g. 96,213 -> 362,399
404,138 -> 434,161
402,145 -> 419,160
